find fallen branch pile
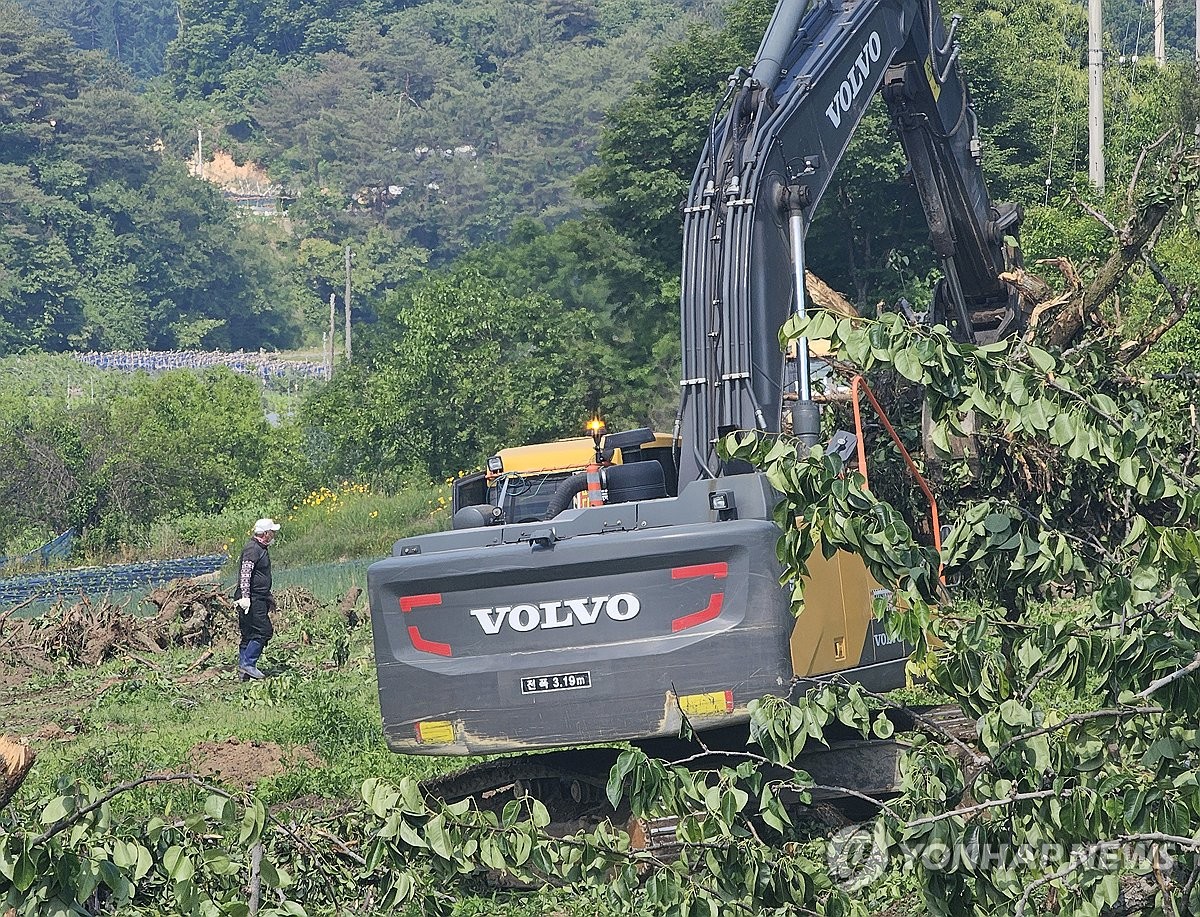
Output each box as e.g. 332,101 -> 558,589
0,582 -> 239,667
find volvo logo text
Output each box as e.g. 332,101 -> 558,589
470,594 -> 641,634
825,31 -> 883,129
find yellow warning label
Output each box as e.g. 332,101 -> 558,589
678,690 -> 734,717
415,720 -> 455,744
924,57 -> 942,102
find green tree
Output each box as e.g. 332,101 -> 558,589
454,215 -> 680,426
304,269 -> 604,481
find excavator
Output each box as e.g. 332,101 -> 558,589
367,0 -> 1023,814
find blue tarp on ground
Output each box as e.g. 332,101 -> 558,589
0,554 -> 228,606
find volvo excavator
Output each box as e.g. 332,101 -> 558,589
367,0 -> 1023,816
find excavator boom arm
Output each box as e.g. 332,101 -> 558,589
678,0 -> 1022,483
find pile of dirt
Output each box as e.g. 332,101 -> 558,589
188,737 -> 321,786
0,582 -> 238,667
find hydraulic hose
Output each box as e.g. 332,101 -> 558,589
541,472 -> 589,521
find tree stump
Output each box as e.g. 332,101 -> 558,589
0,734 -> 34,811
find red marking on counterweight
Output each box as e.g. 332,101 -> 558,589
407,625 -> 452,657
671,593 -> 724,632
400,593 -> 442,613
671,562 -> 728,580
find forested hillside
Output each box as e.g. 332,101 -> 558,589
166,0 -> 723,263
0,0 -> 1198,556
0,2 -> 303,353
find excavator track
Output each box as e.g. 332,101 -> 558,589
417,704 -> 979,860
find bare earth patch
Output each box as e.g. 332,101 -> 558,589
188,737 -> 321,786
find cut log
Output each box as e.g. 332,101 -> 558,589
0,734 -> 35,811
806,270 -> 860,318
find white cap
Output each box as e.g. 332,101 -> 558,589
253,518 -> 281,534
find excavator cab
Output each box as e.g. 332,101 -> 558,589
450,430 -> 679,527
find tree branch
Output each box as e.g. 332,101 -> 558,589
1117,253 -> 1192,364
905,788 -> 1066,830
1014,840 -> 1117,917
1015,830 -> 1200,917
1127,131 -> 1175,213
1045,181 -> 1176,349
990,707 -> 1162,763
32,772 -> 199,846
1136,650 -> 1200,698
1076,197 -> 1121,237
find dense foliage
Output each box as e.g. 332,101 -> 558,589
0,366 -> 310,552
304,269 -> 606,482
5,4 -> 1200,914
162,0 -> 721,265
7,157 -> 1200,912
0,2 -> 302,354
14,0 -> 176,78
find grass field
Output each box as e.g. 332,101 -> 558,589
2,561 -> 600,914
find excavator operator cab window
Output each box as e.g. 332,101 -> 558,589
490,472 -> 573,524
451,471 -> 488,515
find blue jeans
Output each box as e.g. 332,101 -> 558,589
239,639 -> 265,669
238,595 -> 274,669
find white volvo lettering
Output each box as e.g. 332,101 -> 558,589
469,607 -> 507,634
469,594 -> 642,634
565,596 -> 606,625
605,593 -> 640,621
508,603 -> 541,632
540,601 -> 574,628
824,31 -> 883,129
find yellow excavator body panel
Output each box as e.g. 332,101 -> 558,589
791,548 -> 878,677
493,433 -> 676,479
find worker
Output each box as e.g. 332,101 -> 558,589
234,518 -> 281,680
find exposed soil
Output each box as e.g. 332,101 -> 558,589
188,737 -> 321,787
1,582 -> 351,789
194,150 -> 274,193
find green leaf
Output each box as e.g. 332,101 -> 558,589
12,851 -> 35,893
239,799 -> 266,846
204,793 -> 234,824
1026,345 -> 1055,372
607,749 -> 639,808
39,795 -> 73,826
983,513 -> 1011,534
162,845 -> 195,882
259,857 -> 281,888
424,814 -> 452,859
999,699 -> 1032,727
894,349 -> 925,382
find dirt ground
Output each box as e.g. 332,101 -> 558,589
0,584 -> 336,791
187,737 -> 321,786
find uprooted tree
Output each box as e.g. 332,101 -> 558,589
4,139 -> 1200,917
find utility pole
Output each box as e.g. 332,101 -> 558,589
344,245 -> 352,364
196,128 -> 203,180
328,293 -> 336,378
1154,0 -> 1166,65
1088,0 -> 1105,194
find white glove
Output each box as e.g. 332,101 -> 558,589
235,597 -> 251,611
